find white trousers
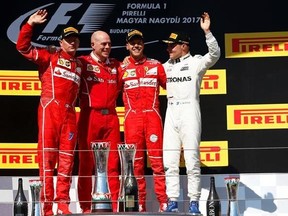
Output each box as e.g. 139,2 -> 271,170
163,100 -> 201,201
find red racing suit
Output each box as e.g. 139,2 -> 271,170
16,23 -> 81,212
119,56 -> 168,210
77,52 -> 121,212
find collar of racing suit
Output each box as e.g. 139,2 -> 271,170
168,52 -> 191,64
90,51 -> 111,65
128,55 -> 147,65
58,49 -> 78,62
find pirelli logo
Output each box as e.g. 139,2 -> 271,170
198,141 -> 228,167
227,104 -> 288,130
160,69 -> 227,95
0,144 -> 38,169
0,70 -> 41,95
200,69 -> 226,95
225,32 -> 288,58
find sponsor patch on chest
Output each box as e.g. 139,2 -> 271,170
124,78 -> 157,89
180,66 -> 189,71
140,78 -> 157,87
124,79 -> 139,89
54,67 -> 81,85
145,66 -> 158,75
57,58 -> 71,69
87,64 -> 100,73
123,69 -> 137,78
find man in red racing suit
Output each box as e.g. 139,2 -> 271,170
16,10 -> 82,215
119,29 -> 168,212
77,30 -> 121,213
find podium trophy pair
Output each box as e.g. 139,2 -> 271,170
90,141 -> 136,212
90,141 -> 241,214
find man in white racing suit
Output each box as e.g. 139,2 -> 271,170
162,12 -> 221,215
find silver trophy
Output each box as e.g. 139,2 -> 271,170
91,141 -> 112,212
225,176 -> 240,216
117,143 -> 136,212
29,179 -> 42,216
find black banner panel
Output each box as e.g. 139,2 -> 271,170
1,0 -> 288,174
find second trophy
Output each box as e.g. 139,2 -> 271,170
118,143 -> 139,212
91,141 -> 112,212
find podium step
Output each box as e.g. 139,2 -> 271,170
60,212 -> 200,216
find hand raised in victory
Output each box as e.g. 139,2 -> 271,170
27,9 -> 48,26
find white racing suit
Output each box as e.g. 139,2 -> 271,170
163,32 -> 220,201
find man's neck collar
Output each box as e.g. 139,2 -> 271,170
90,51 -> 110,64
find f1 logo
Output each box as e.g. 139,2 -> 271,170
7,3 -> 115,51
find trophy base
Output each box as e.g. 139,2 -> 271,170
91,209 -> 113,212
91,202 -> 112,212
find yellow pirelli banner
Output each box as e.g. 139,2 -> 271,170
1,141 -> 228,169
225,31 -> 288,58
1,70 -> 226,96
0,143 -> 38,169
227,104 -> 288,130
0,70 -> 41,95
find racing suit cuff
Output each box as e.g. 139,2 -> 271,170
205,31 -> 213,41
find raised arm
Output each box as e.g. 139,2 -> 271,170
16,9 -> 49,63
